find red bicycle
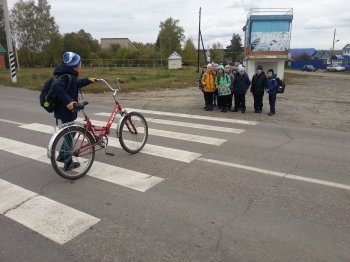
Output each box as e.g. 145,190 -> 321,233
47,78 -> 148,180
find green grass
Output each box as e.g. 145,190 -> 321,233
0,67 -> 311,93
0,66 -> 199,93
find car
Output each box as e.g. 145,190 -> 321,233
302,65 -> 316,72
326,64 -> 346,72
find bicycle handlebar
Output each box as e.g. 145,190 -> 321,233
96,78 -> 123,92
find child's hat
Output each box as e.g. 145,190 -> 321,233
217,65 -> 225,70
63,51 -> 81,67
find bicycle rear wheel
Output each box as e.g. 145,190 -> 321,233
118,112 -> 148,154
50,126 -> 95,180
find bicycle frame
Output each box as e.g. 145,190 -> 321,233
47,78 -> 138,158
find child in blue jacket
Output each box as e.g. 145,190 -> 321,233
266,69 -> 277,116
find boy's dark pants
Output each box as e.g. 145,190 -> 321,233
204,92 -> 214,110
253,94 -> 264,111
234,94 -> 246,111
269,93 -> 276,113
221,95 -> 230,110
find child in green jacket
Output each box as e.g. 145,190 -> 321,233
216,65 -> 231,112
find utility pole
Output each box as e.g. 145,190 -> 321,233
331,28 -> 336,65
2,0 -> 17,82
197,7 -> 201,73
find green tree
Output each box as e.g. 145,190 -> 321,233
115,48 -> 138,60
182,38 -> 196,66
133,42 -> 158,59
225,33 -> 243,63
41,33 -> 63,65
63,29 -> 100,62
0,3 -> 7,50
156,17 -> 185,58
210,42 -> 224,63
11,0 -> 59,64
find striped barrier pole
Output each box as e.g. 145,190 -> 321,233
2,0 -> 17,83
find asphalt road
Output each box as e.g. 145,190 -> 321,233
0,86 -> 349,262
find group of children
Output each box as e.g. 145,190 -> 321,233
198,63 -> 278,116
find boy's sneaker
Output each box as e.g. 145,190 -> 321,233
56,153 -> 64,163
64,159 -> 80,171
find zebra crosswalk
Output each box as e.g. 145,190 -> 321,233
0,109 -> 254,245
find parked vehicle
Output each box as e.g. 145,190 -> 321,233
302,65 -> 316,72
327,64 -> 346,72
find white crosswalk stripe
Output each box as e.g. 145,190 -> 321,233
0,136 -> 164,192
0,109 -> 252,245
122,108 -> 258,125
94,113 -> 245,134
20,123 -> 202,163
1,106 -> 350,252
77,117 -> 227,146
0,178 -> 100,245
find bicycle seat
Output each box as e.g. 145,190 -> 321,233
73,101 -> 89,110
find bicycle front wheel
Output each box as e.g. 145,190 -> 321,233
50,126 -> 95,180
119,112 -> 148,154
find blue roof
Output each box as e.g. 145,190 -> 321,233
290,48 -> 317,57
332,55 -> 350,60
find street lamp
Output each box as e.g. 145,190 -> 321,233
331,28 -> 340,64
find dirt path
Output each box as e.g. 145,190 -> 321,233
85,70 -> 350,132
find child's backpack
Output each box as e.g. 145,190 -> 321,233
276,78 -> 286,94
39,74 -> 72,113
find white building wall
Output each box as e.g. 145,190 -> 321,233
245,58 -> 286,79
168,59 -> 182,69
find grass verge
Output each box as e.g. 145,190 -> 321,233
0,66 -> 199,93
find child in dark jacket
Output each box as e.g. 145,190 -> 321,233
266,69 -> 278,116
251,65 -> 268,113
233,67 -> 251,113
52,51 -> 97,171
198,65 -> 207,109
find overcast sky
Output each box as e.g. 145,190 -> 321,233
6,0 -> 350,50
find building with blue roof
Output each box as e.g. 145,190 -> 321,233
289,48 -> 321,59
330,44 -> 350,68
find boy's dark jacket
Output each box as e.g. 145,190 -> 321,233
52,64 -> 91,123
267,74 -> 278,95
251,72 -> 268,96
233,73 -> 251,95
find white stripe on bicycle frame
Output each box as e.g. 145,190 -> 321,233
21,123 -> 202,163
94,113 -> 244,134
0,179 -> 100,245
0,136 -> 163,192
97,109 -> 258,125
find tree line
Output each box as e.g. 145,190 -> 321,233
0,0 -> 244,67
